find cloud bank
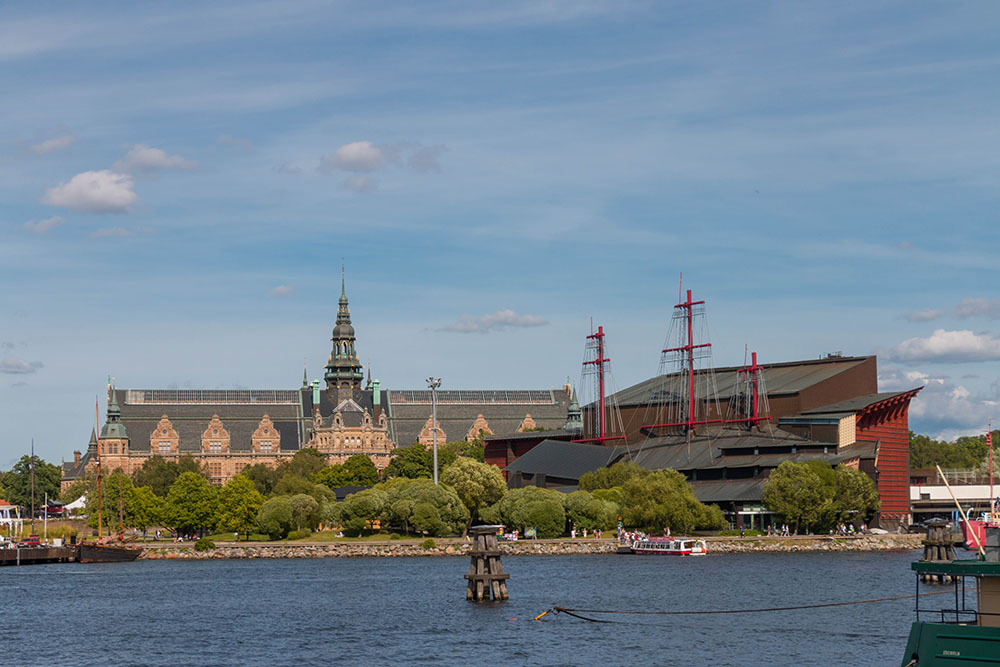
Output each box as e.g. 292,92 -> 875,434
41,170 -> 137,213
889,329 -> 1000,363
0,358 -> 44,374
441,309 -> 548,333
23,216 -> 66,233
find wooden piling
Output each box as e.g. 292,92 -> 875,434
465,525 -> 509,602
921,519 -> 958,584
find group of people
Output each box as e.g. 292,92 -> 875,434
765,524 -> 791,536
832,523 -> 867,535
570,527 -> 603,539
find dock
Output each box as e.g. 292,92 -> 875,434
0,545 -> 78,566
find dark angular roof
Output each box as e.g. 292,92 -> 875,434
387,389 -> 570,447
503,440 -> 619,479
301,388 -> 388,429
605,356 -> 873,408
689,479 -> 766,503
114,389 -> 305,453
796,391 -> 918,418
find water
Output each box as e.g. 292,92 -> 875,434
1,549 -> 929,666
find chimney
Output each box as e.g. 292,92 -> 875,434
73,450 -> 81,465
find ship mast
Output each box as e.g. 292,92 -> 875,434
574,324 -> 626,445
94,397 -> 103,540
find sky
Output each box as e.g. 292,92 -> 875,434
2,1 -> 999,466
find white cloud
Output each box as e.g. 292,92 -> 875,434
889,329 -> 1000,363
41,170 -> 137,213
880,366 -> 998,440
441,309 -> 548,333
408,144 -> 446,173
343,175 -> 377,193
31,135 -> 76,155
23,216 -> 66,233
269,285 -> 294,297
955,298 -> 1000,320
322,141 -> 386,172
216,134 -> 254,151
0,358 -> 43,374
903,309 -> 941,322
114,144 -> 197,173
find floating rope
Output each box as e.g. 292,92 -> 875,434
536,590 -> 953,623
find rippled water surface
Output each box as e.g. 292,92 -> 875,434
1,549 -> 930,666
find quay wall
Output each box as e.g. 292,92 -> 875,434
139,534 -> 922,560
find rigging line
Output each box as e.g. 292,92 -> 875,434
548,590 -> 954,620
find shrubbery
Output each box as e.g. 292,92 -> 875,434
194,537 -> 215,552
286,529 -> 312,540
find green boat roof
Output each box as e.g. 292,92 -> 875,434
912,559 -> 1000,576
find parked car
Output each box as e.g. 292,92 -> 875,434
16,535 -> 40,548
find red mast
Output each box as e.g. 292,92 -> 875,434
574,325 -> 625,445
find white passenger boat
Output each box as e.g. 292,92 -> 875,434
630,537 -> 707,556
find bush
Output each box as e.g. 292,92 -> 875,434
194,537 -> 215,552
717,529 -> 765,537
286,529 -> 312,540
258,497 -> 294,540
421,538 -> 435,550
498,486 -> 566,538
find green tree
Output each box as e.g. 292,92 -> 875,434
164,472 -> 218,535
383,444 -> 434,479
276,448 -> 328,480
498,486 -> 566,538
240,463 -> 281,496
132,455 -> 207,497
273,474 -> 335,505
2,454 -> 61,510
128,485 -> 164,533
564,490 -> 620,531
440,457 -> 506,533
289,493 -> 320,531
379,478 -> 469,536
440,438 -> 485,463
762,461 -> 833,533
621,469 -> 725,534
216,474 -> 265,539
338,488 -> 389,534
60,469 -> 97,504
314,454 -> 379,489
832,465 -> 880,524
257,497 -> 294,539
85,470 -> 133,532
578,461 -> 649,491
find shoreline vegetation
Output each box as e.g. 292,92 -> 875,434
139,533 -> 923,560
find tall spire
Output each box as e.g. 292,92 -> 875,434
325,268 -> 364,396
100,381 -> 128,439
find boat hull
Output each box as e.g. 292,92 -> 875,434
901,621 -> 1000,665
78,544 -> 142,563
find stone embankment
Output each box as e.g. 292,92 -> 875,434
139,533 -> 921,560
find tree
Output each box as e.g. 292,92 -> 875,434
383,444 -> 434,479
578,461 -> 649,491
240,463 -> 281,496
498,486 -> 566,538
2,454 -> 61,509
379,478 -> 469,536
440,458 -> 506,533
833,465 -> 880,524
762,461 -> 832,533
276,448 -> 327,480
440,439 -> 485,463
83,471 -> 163,533
564,490 -> 620,531
621,469 -> 725,534
60,473 -> 93,504
273,474 -> 335,504
289,493 -> 320,531
216,474 -> 265,539
338,488 -> 389,534
257,497 -> 294,539
128,485 -> 164,533
164,472 -> 218,534
132,455 -> 207,497
314,454 -> 379,489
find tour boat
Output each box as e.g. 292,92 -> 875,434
630,537 -> 707,556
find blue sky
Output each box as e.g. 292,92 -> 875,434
2,1 -> 999,466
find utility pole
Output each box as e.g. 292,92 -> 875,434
30,439 -> 35,532
426,377 -> 442,484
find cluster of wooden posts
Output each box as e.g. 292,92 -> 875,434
465,525 -> 509,602
921,521 -> 960,584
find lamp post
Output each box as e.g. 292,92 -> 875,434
426,377 -> 442,484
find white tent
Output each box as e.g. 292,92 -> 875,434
64,494 -> 87,512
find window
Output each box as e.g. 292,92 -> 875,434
260,441 -> 272,453
158,441 -> 171,453
209,441 -> 222,453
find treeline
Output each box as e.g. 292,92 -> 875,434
909,430 -> 999,470
762,460 -> 880,533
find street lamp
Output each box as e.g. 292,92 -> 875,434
426,377 -> 442,484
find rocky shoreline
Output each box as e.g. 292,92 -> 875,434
139,533 -> 922,560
